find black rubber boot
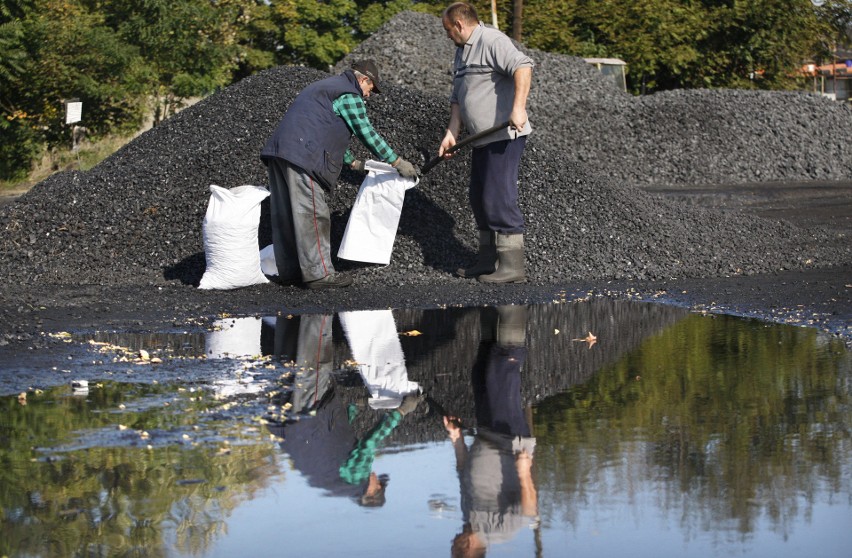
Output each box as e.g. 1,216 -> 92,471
456,230 -> 497,278
478,234 -> 525,283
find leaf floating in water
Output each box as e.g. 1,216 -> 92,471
400,330 -> 422,337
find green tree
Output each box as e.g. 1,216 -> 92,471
94,0 -> 251,124
267,1 -> 435,69
0,0 -> 149,180
695,0 -> 831,90
494,0 -> 845,93
810,0 -> 852,63
580,0 -> 707,93
225,0 -> 279,81
0,4 -> 35,180
269,0 -> 360,68
518,0 -> 596,55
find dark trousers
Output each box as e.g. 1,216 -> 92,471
267,157 -> 335,282
469,136 -> 526,234
472,343 -> 530,438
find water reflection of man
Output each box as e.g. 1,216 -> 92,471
443,305 -> 538,557
268,313 -> 335,415
265,313 -> 423,506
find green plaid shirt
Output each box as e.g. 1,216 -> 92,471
333,93 -> 398,166
338,410 -> 402,485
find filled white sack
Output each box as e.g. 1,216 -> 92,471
205,316 -> 263,359
337,160 -> 418,265
198,184 -> 270,290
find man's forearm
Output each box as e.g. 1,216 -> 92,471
447,102 -> 463,137
513,67 -> 532,113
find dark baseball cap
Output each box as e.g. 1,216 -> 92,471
352,60 -> 382,93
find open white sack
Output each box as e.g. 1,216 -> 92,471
198,184 -> 270,290
337,160 -> 418,265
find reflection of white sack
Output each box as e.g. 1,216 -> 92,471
205,316 -> 263,359
340,309 -> 420,409
259,243 -> 278,276
198,184 -> 270,290
337,160 -> 418,265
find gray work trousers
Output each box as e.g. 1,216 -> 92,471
267,157 -> 335,282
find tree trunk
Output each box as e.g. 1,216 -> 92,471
513,0 -> 523,42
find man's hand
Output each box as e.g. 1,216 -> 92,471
351,159 -> 366,171
443,415 -> 463,442
393,157 -> 418,179
509,107 -> 528,132
438,130 -> 457,159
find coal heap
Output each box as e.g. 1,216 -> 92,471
0,12 -> 849,289
339,11 -> 852,186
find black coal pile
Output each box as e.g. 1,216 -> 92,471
0,12 -> 849,290
339,11 -> 852,186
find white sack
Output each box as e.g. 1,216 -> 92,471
339,309 -> 420,410
259,243 -> 278,276
198,184 -> 270,290
337,160 -> 418,265
205,316 -> 263,359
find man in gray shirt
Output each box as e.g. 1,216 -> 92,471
439,2 -> 533,283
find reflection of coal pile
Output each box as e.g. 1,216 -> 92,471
337,300 -> 688,444
1,17 -> 850,288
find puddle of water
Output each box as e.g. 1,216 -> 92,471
1,300 -> 850,557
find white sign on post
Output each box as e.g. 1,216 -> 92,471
65,100 -> 82,124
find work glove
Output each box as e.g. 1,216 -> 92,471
397,393 -> 424,416
351,159 -> 365,171
393,157 -> 418,179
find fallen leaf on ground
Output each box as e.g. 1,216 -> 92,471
572,332 -> 597,348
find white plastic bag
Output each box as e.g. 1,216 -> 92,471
198,184 -> 270,290
337,160 -> 418,265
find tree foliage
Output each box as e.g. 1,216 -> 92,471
497,0 -> 848,93
2,0 -> 850,179
1,0 -> 149,179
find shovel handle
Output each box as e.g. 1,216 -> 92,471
421,121 -> 511,175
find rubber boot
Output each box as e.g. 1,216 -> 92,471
456,230 -> 497,278
478,233 -> 526,283
479,306 -> 499,343
496,304 -> 527,347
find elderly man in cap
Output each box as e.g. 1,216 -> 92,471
261,60 -> 418,289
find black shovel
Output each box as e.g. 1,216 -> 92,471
420,121 -> 511,175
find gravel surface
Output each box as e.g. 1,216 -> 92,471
0,11 -> 849,355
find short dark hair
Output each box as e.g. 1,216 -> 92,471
443,2 -> 479,25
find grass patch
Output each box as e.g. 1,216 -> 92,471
0,134 -> 134,197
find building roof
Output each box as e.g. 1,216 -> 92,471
583,58 -> 627,66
